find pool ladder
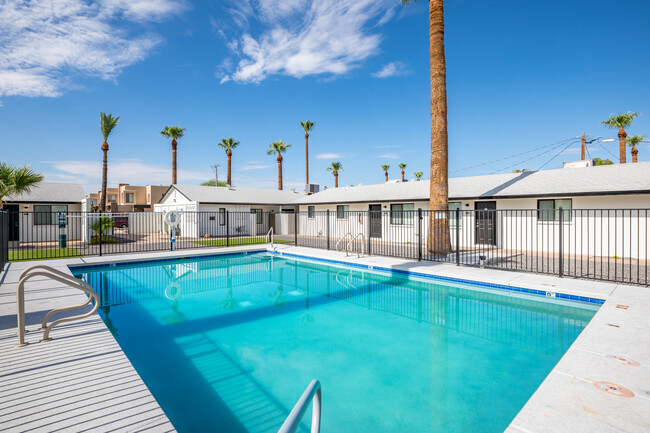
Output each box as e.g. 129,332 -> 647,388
278,380 -> 321,433
335,233 -> 352,252
16,265 -> 100,347
346,233 -> 365,257
266,227 -> 274,248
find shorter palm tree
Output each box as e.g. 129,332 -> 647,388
381,164 -> 390,182
267,141 -> 291,190
593,158 -> 614,166
627,135 -> 645,163
0,163 -> 44,209
160,126 -> 186,184
414,171 -> 423,181
326,162 -> 343,188
218,137 -> 240,185
99,112 -> 119,212
398,163 -> 407,181
601,112 -> 639,164
300,120 -> 315,185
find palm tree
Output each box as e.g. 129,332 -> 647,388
400,0 -> 450,254
326,162 -> 343,188
200,179 -> 228,187
0,163 -> 44,209
160,126 -> 186,184
627,135 -> 645,163
601,112 -> 639,164
398,163 -> 407,181
267,141 -> 291,190
217,137 -> 240,185
414,171 -> 423,181
593,158 -> 614,166
99,113 -> 119,212
381,164 -> 390,182
300,121 -> 315,186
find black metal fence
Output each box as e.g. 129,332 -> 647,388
2,208 -> 648,285
0,212 -> 8,271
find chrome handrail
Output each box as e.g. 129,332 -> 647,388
266,227 -> 274,247
277,380 -> 321,433
335,233 -> 352,252
16,265 -> 100,347
346,233 -> 365,257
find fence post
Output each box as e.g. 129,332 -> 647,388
226,210 -> 230,247
294,211 -> 298,245
99,214 -> 103,256
456,208 -> 460,266
418,208 -> 422,261
367,211 -> 371,256
326,210 -> 330,250
558,206 -> 563,277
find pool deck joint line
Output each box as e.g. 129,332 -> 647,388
1,244 -> 649,433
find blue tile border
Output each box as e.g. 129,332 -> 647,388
271,251 -> 606,306
68,248 -> 605,306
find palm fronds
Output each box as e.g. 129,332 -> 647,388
100,112 -> 120,141
381,164 -> 390,172
160,126 -> 186,140
326,162 -> 343,172
267,140 -> 291,155
627,135 -> 646,148
601,112 -> 640,129
218,137 -> 240,150
398,162 -> 407,170
414,171 -> 423,180
0,162 -> 44,202
300,120 -> 315,132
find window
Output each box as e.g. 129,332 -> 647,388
308,206 -> 315,218
34,205 -> 68,225
390,203 -> 414,225
251,209 -> 263,224
537,199 -> 572,222
219,208 -> 226,226
108,195 -> 117,202
448,202 -> 462,227
336,205 -> 349,219
126,193 -> 134,203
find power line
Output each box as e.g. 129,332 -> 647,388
488,138 -> 580,174
536,139 -> 579,171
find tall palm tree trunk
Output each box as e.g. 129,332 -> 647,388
428,0 -> 451,255
385,171 -> 388,182
334,172 -> 338,188
631,146 -> 638,163
171,139 -> 178,184
277,154 -> 283,190
305,132 -> 309,186
100,142 -> 109,212
401,170 -> 405,181
226,149 -> 232,185
618,128 -> 627,164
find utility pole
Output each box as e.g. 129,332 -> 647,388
581,132 -> 585,161
211,164 -> 220,186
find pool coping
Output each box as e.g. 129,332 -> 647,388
1,245 -> 648,432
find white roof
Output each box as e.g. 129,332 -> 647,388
4,182 -> 85,203
295,162 -> 650,204
166,184 -> 306,205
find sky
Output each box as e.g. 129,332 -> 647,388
1,0 -> 649,193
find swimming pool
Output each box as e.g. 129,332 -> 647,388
71,252 -> 598,433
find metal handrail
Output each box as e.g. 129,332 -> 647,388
335,233 -> 352,252
16,265 -> 100,347
277,379 -> 321,433
346,233 -> 365,257
266,227 -> 274,247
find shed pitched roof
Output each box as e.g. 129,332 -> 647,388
166,184 -> 306,205
294,162 -> 650,204
4,182 -> 86,203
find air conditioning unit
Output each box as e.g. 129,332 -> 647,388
305,184 -> 320,194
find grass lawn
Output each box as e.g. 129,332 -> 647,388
191,237 -> 294,247
9,248 -> 84,261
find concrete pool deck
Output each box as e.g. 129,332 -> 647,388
0,245 -> 648,432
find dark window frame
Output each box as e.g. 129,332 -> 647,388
219,208 -> 226,226
537,199 -> 572,222
34,205 -> 68,226
308,206 -> 316,218
336,205 -> 349,219
390,203 -> 414,225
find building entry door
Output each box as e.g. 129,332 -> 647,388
369,205 -> 382,238
5,205 -> 20,241
475,201 -> 496,245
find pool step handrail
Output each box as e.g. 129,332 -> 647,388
346,233 -> 365,257
266,227 -> 274,247
16,265 -> 100,347
277,379 -> 321,433
335,233 -> 352,252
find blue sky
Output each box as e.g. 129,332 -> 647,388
1,0 -> 649,193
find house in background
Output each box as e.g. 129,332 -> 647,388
154,185 -> 305,238
87,184 -> 169,212
3,182 -> 85,243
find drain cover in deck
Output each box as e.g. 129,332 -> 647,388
593,381 -> 634,398
606,354 -> 640,367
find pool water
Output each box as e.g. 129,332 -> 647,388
72,252 -> 598,433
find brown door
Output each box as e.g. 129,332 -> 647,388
475,201 -> 496,245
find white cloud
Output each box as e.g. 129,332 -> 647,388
375,145 -> 403,149
217,0 -> 395,83
315,153 -> 342,159
0,0 -> 185,99
371,61 -> 410,78
378,153 -> 400,159
238,164 -> 273,171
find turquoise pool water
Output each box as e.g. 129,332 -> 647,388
72,252 -> 598,433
